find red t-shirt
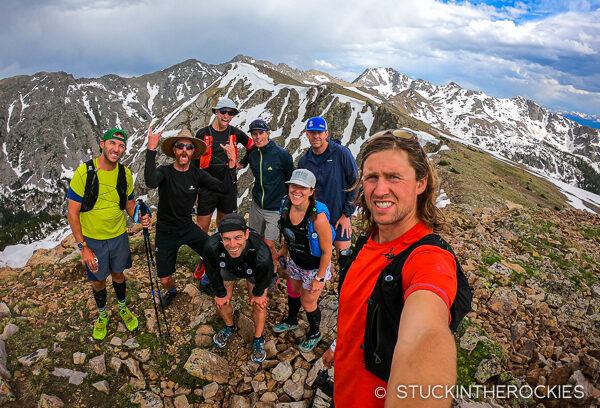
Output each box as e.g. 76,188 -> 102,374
334,222 -> 457,408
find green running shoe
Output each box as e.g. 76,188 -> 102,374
298,331 -> 322,352
119,307 -> 138,331
93,315 -> 110,340
272,320 -> 299,333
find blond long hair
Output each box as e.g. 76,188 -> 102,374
353,131 -> 443,234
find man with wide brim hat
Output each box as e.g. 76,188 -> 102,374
160,129 -> 207,159
143,126 -> 237,308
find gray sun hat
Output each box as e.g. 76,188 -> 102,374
286,168 -> 317,189
212,97 -> 239,115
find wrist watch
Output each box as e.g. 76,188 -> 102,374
77,241 -> 86,251
315,276 -> 325,282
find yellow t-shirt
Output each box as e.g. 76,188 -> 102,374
68,159 -> 134,240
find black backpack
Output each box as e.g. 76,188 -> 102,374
339,233 -> 473,382
80,159 -> 127,212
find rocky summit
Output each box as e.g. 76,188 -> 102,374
0,201 -> 598,407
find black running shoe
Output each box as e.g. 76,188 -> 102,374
160,291 -> 177,308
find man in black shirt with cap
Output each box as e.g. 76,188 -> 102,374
144,127 -> 236,307
202,213 -> 272,363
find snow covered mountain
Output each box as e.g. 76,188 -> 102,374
353,67 -> 600,187
1,56 -> 599,248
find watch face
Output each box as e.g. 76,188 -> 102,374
77,242 -> 84,249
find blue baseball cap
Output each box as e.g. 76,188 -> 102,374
249,119 -> 269,132
306,117 -> 327,132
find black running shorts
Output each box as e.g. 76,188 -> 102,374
196,184 -> 238,215
154,224 -> 208,278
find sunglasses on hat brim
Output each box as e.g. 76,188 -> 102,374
372,129 -> 419,140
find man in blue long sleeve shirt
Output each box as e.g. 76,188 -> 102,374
239,119 -> 294,269
297,117 -> 358,256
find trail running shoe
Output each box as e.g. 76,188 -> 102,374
119,307 -> 138,331
160,291 -> 177,308
93,315 -> 110,340
251,337 -> 266,363
194,262 -> 205,280
299,331 -> 322,352
213,325 -> 236,348
272,320 -> 299,333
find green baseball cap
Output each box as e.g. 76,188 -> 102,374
103,129 -> 128,143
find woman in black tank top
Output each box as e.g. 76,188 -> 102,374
273,169 -> 333,352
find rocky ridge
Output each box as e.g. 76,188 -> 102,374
0,203 -> 599,407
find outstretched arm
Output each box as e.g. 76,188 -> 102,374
385,291 -> 456,408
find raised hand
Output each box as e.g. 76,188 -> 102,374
147,126 -> 164,151
220,139 -> 237,168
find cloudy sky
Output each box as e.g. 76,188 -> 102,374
1,0 -> 599,118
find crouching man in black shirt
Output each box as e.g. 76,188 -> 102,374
144,127 -> 236,307
202,213 -> 272,363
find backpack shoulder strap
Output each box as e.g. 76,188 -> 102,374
117,163 -> 127,210
313,200 -> 331,221
80,159 -> 98,213
380,233 -> 472,333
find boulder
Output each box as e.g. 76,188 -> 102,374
184,348 -> 230,384
272,360 -> 293,382
92,380 -> 110,394
37,393 -> 63,408
18,348 -> 48,366
131,390 -> 164,408
0,378 -> 15,405
89,354 -> 106,376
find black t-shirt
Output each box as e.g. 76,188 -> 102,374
280,207 -> 321,270
144,149 -> 232,232
193,125 -> 253,181
202,230 -> 273,298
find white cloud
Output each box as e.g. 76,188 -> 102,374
313,60 -> 336,70
0,0 -> 598,115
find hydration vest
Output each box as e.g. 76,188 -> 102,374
279,198 -> 335,257
80,159 -> 127,212
199,132 -> 237,168
339,232 -> 473,382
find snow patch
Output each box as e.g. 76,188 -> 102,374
436,190 -> 451,208
0,225 -> 72,269
82,94 -> 98,126
147,82 -> 159,113
7,100 -> 17,133
344,87 -> 382,104
61,164 -> 75,179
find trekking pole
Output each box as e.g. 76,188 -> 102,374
138,199 -> 171,338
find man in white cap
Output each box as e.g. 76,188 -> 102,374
193,97 -> 254,231
192,97 -> 255,287
144,126 -> 236,307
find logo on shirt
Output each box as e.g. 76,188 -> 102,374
189,185 -> 194,191
268,166 -> 273,170
383,248 -> 395,261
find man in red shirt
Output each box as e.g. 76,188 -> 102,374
329,129 -> 457,407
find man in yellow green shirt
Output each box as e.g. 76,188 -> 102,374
67,129 -> 149,340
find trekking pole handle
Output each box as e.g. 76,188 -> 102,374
138,199 -> 149,236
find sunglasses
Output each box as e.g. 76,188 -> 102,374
218,108 -> 236,116
372,129 -> 419,140
174,142 -> 195,150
